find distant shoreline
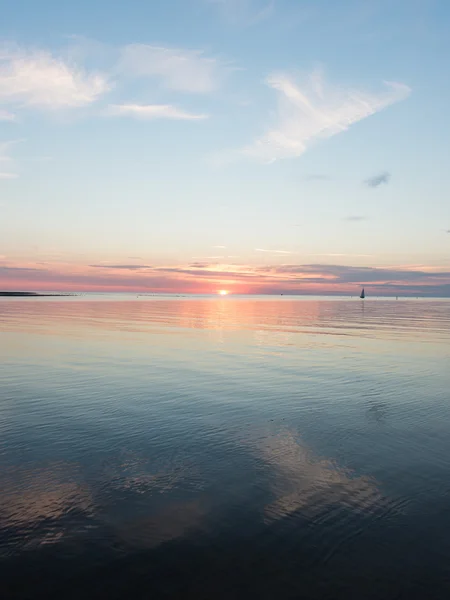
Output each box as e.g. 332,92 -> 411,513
0,292 -> 76,297
0,292 -> 448,299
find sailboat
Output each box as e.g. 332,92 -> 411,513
360,288 -> 365,299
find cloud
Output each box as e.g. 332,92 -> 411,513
118,44 -> 226,93
0,44 -> 110,109
2,259 -> 450,296
255,248 -> 293,254
242,70 -> 410,162
189,262 -> 210,268
107,104 -> 208,121
0,109 -> 15,121
269,263 -> 450,286
190,255 -> 225,259
365,171 -> 391,188
155,265 -> 259,279
89,264 -> 152,270
0,172 -> 17,179
344,215 -> 368,221
0,265 -> 45,272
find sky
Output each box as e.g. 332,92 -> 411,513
1,0 -> 450,295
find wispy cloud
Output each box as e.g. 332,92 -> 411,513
89,264 -> 152,270
0,40 -> 222,176
107,103 -> 208,121
0,44 -> 110,109
0,109 -> 16,122
255,248 -> 293,254
191,255 -> 225,260
118,44 -> 227,94
0,265 -> 45,272
242,70 -> 410,162
2,259 -> 450,296
344,215 -> 368,222
271,263 -> 450,287
365,171 -> 391,188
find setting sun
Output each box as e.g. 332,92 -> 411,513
218,290 -> 229,296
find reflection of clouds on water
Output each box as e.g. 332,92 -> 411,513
255,430 -> 385,524
0,464 -> 94,554
0,454 -> 207,555
0,427 -> 407,562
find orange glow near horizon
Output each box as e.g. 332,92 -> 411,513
0,258 -> 448,297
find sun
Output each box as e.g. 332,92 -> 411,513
218,290 -> 229,296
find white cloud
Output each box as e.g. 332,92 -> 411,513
107,104 -> 208,121
255,248 -> 293,254
0,172 -> 17,179
243,70 -> 411,162
118,44 -> 225,93
0,109 -> 16,121
0,45 -> 110,109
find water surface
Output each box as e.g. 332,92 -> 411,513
1,296 -> 450,599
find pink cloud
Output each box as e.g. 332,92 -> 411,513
1,261 -> 450,296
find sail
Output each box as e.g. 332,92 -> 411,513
360,288 -> 365,299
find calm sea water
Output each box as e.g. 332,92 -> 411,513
1,296 -> 450,599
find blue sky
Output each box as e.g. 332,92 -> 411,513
1,0 -> 450,294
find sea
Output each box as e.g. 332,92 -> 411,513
1,295 -> 450,599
